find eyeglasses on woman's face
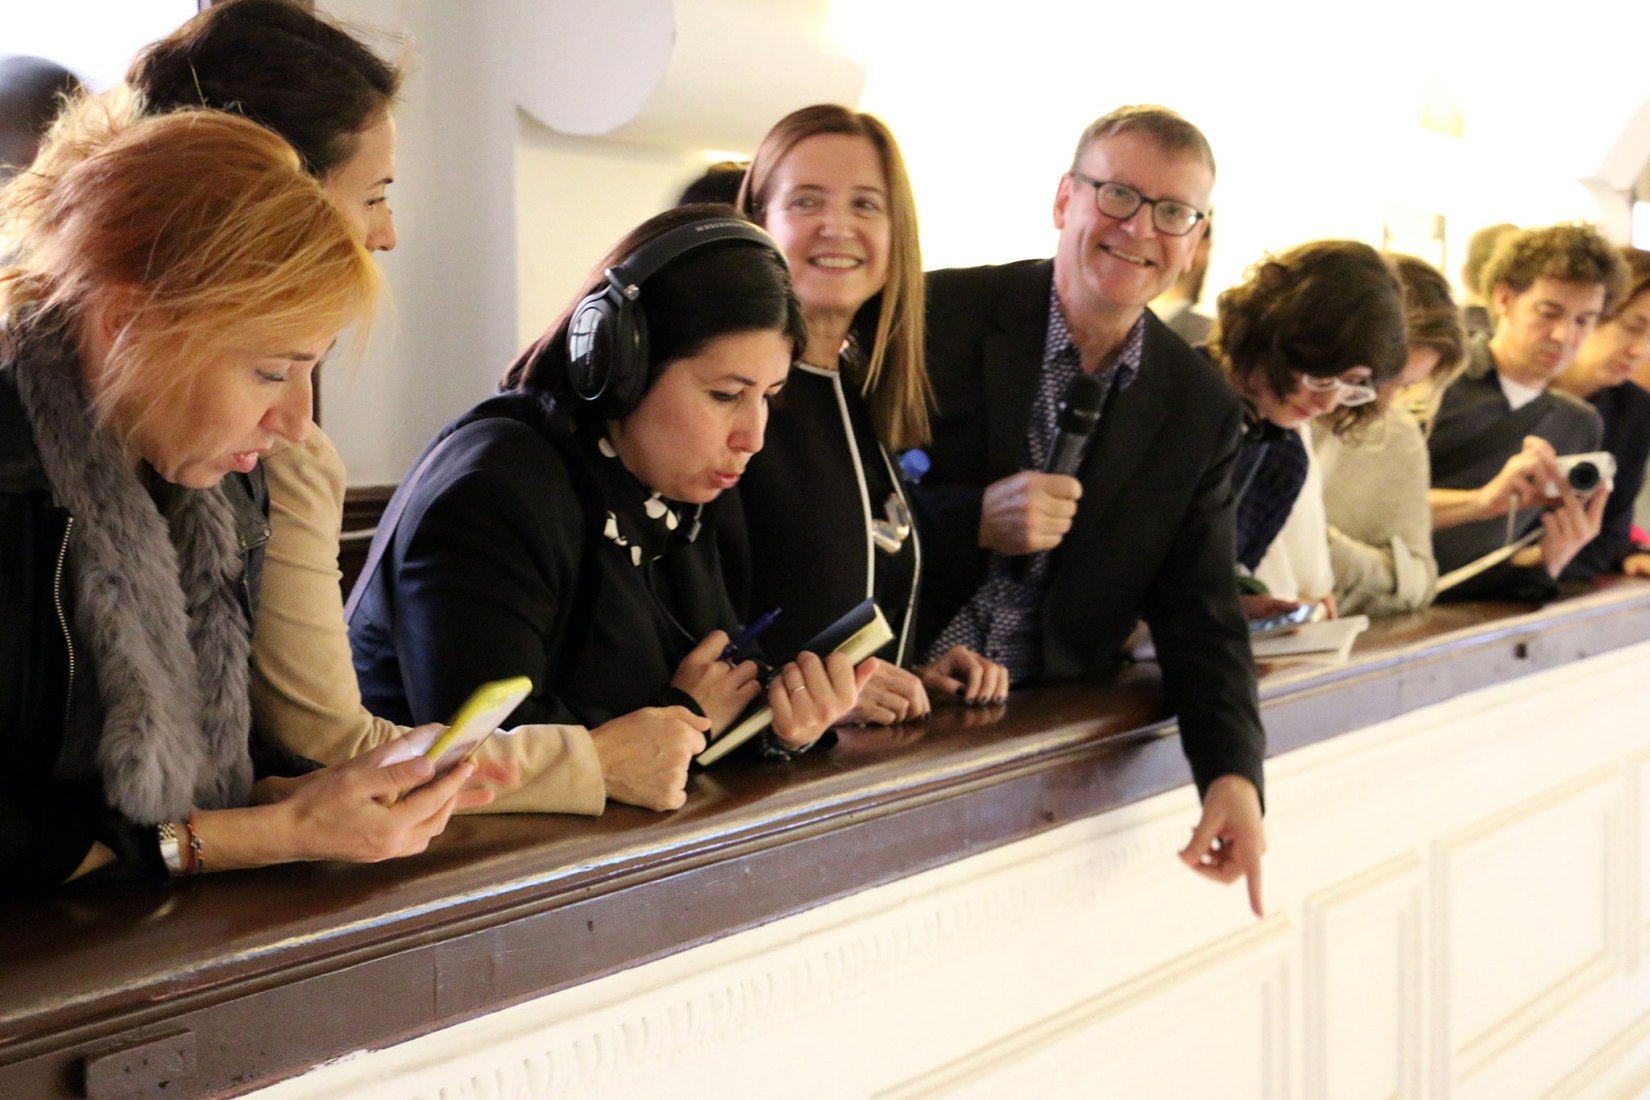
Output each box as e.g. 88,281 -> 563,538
1297,370 -> 1377,407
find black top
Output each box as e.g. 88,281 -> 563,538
910,259 -> 1264,801
1,355 -> 303,890
349,390 -> 742,729
1430,335 -> 1604,599
1231,418 -> 1309,572
1565,380 -> 1650,579
729,363 -> 919,665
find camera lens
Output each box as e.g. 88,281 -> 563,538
1566,461 -> 1600,493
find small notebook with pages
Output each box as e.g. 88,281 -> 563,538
694,598 -> 891,766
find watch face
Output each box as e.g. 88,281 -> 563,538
156,821 -> 186,876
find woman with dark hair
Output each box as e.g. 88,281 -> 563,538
349,208 -> 868,786
129,0 -> 400,252
1553,246 -> 1650,579
126,0 -> 662,814
735,104 -> 1007,721
0,98 -> 481,889
1314,254 -> 1466,615
1209,240 -> 1408,593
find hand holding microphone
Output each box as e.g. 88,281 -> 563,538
978,373 -> 1104,556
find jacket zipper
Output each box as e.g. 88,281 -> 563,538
52,515 -> 76,730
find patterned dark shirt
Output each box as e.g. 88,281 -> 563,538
927,288 -> 1144,683
1230,418 -> 1308,571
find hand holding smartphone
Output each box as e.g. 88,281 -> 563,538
1247,602 -> 1314,639
423,676 -> 533,777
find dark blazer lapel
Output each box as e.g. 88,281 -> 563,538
1072,319 -> 1171,523
979,262 -> 1053,481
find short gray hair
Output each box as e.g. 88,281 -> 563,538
1071,105 -> 1216,178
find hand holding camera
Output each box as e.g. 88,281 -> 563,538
1546,451 -> 1616,502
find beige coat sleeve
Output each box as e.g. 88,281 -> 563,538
249,428 -> 605,815
1317,409 -> 1438,617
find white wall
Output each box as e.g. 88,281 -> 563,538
317,0 -> 860,485
6,0 -> 196,90
847,0 -> 1650,299
513,123 -> 699,350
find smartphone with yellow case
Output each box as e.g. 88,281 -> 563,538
425,676 -> 532,777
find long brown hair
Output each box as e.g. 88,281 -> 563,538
1385,253 -> 1465,431
739,104 -> 931,451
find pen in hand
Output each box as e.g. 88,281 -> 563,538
721,608 -> 782,663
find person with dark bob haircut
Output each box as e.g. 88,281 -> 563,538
1209,239 -> 1408,583
350,207 -> 870,799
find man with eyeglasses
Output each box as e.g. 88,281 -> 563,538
910,105 -> 1266,916
1427,223 -> 1627,599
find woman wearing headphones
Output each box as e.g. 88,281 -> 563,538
349,208 -> 869,782
735,105 -> 1007,722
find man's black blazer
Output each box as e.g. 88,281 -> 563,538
912,259 -> 1264,799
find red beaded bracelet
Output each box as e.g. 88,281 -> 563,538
184,811 -> 205,876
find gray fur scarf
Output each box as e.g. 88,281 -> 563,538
14,329 -> 254,822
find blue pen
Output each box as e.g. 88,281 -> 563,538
721,608 -> 782,662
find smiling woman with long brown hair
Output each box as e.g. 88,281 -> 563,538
735,104 -> 1007,720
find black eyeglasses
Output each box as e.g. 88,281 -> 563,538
1070,172 -> 1207,237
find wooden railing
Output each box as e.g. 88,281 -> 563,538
5,581 -> 1650,1098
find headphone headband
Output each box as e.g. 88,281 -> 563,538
603,217 -> 781,300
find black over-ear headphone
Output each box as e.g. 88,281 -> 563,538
566,216 -> 783,418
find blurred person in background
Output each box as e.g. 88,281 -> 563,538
1550,246 -> 1650,579
1314,254 -> 1465,616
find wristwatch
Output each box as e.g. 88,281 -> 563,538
156,821 -> 188,877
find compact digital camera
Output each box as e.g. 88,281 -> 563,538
1547,451 -> 1617,500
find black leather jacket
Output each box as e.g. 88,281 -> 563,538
0,362 -> 302,890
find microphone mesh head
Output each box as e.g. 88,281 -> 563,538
1057,372 -> 1104,432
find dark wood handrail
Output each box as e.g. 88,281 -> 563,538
5,580 -> 1649,1098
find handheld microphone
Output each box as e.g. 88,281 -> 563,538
1044,372 -> 1104,476
1011,372 -> 1105,579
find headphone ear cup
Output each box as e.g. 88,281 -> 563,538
604,299 -> 649,418
567,217 -> 780,417
567,289 -> 618,405
607,310 -> 650,422
567,288 -> 652,418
